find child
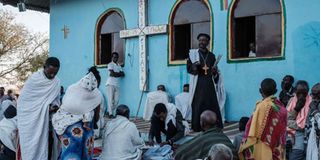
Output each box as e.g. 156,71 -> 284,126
233,117 -> 249,151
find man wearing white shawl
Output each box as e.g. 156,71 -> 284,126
187,33 -> 225,131
17,57 -> 61,160
143,85 -> 169,121
175,84 -> 191,121
101,105 -> 144,160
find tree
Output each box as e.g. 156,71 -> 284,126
0,9 -> 49,87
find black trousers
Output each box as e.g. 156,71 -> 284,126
0,140 -> 15,160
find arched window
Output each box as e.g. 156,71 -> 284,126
228,0 -> 284,61
95,10 -> 125,66
169,0 -> 212,65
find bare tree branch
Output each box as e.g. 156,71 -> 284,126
0,9 -> 49,86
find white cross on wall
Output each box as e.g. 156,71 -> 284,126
120,0 -> 167,91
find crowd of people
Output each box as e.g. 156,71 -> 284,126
0,33 -> 319,160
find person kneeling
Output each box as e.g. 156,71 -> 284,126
148,103 -> 185,146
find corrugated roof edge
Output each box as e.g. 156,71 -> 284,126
0,0 -> 49,13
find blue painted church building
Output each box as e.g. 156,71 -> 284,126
2,0 -> 320,121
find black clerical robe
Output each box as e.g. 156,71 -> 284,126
187,50 -> 223,131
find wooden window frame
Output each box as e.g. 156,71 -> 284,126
227,0 -> 286,63
94,9 -> 126,68
168,0 -> 214,66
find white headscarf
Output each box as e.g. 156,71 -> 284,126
61,72 -> 102,115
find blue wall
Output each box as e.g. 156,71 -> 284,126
50,0 -> 320,121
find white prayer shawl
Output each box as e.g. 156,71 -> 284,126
101,116 -> 145,160
175,92 -> 191,120
17,70 -> 60,160
143,91 -> 169,120
188,49 -> 226,121
0,116 -> 17,151
53,73 -> 102,135
306,117 -> 320,160
60,72 -> 102,115
165,103 -> 177,130
0,99 -> 14,121
165,103 -> 190,135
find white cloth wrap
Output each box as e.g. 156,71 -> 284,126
101,116 -> 145,160
17,70 -> 60,160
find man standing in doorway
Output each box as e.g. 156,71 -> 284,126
106,52 -> 125,118
187,33 -> 225,131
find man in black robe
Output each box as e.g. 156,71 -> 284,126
187,33 -> 223,131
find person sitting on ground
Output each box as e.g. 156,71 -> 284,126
148,103 -> 185,146
287,80 -> 311,160
174,110 -> 238,160
232,117 -> 249,152
205,144 -> 233,160
239,78 -> 287,160
279,75 -> 296,107
143,85 -> 169,120
101,105 -> 145,160
175,84 -> 191,121
0,105 -> 17,160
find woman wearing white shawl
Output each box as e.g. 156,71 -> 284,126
52,67 -> 102,160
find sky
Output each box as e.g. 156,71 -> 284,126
0,3 -> 49,34
0,3 -> 49,89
